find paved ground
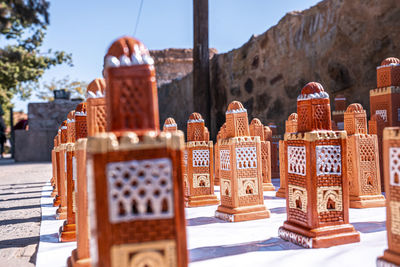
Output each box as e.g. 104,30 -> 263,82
0,159 -> 51,266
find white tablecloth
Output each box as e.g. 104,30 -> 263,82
36,180 -> 387,267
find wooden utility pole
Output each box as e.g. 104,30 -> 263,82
193,0 -> 211,132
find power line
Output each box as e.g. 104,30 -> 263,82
134,0 -> 144,36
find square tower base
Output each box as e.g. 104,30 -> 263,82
185,195 -> 219,207
377,250 -> 400,267
278,221 -> 360,248
215,205 -> 270,222
349,195 -> 386,208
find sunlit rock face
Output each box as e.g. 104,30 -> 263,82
159,0 -> 400,138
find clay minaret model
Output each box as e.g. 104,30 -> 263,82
56,120 -> 68,220
249,118 -> 274,191
344,103 -> 385,208
86,36 -> 188,267
370,57 -> 400,128
184,112 -> 219,207
215,101 -> 270,222
276,113 -> 298,198
278,82 -> 360,248
163,117 -> 178,133
378,127 -> 400,266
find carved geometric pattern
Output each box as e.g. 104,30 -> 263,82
220,150 -> 230,170
288,185 -> 307,213
236,117 -> 247,136
359,138 -> 376,162
235,147 -> 257,169
287,146 -> 306,176
238,178 -> 258,196
390,201 -> 400,236
390,147 -> 400,186
376,109 -> 387,122
106,158 -> 173,223
355,118 -> 366,133
316,145 -> 342,176
192,173 -> 210,188
95,105 -> 106,133
110,240 -> 176,267
317,186 -> 343,213
298,106 -> 308,131
314,104 -> 329,129
192,150 -> 209,167
221,179 -> 231,197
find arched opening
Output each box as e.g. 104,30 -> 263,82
118,201 -> 126,216
131,199 -> 138,215
146,200 -> 153,214
199,180 -> 206,187
395,173 -> 399,184
225,187 -> 229,196
327,198 -> 336,210
295,197 -> 302,210
246,185 -> 253,194
161,198 -> 168,213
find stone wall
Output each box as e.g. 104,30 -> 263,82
158,0 -> 400,138
150,48 -> 217,86
15,99 -> 81,162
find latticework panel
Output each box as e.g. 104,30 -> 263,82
95,105 -> 107,133
192,150 -> 209,167
316,145 -> 342,176
359,137 -> 376,162
376,110 -> 388,122
390,147 -> 400,186
287,146 -> 306,176
106,158 -> 173,223
314,104 -> 330,130
236,117 -> 247,136
220,150 -> 230,170
235,147 -> 257,169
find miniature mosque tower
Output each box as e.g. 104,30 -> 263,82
369,113 -> 386,191
267,122 -> 280,178
86,36 -> 187,267
370,57 -> 400,128
249,118 -> 274,191
163,117 -> 178,132
215,101 -> 270,222
59,110 -> 77,242
278,82 -> 360,248
184,112 -> 219,207
276,113 -> 298,198
214,123 -> 226,186
344,103 -> 385,208
377,127 -> 400,266
56,120 -> 68,220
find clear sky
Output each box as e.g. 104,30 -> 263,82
13,0 -> 321,112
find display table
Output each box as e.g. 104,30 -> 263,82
36,180 -> 387,267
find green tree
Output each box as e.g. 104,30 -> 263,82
0,0 -> 72,120
37,76 -> 87,101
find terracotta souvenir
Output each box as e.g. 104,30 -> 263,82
69,77 -> 106,267
104,36 -> 159,137
370,57 -> 400,128
59,110 -> 77,242
53,131 -> 62,207
87,78 -> 107,137
276,113 -> 298,198
214,124 -> 226,186
68,102 -> 90,267
249,118 -> 274,191
56,120 -> 68,220
278,82 -> 360,248
183,113 -> 219,207
267,123 -> 280,178
86,36 -> 188,267
51,136 -> 59,198
332,94 -> 346,130
369,114 -> 386,191
377,127 -> 400,266
344,103 -> 385,208
215,101 -> 270,222
163,117 -> 178,132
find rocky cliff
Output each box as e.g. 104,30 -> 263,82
159,0 -> 400,137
